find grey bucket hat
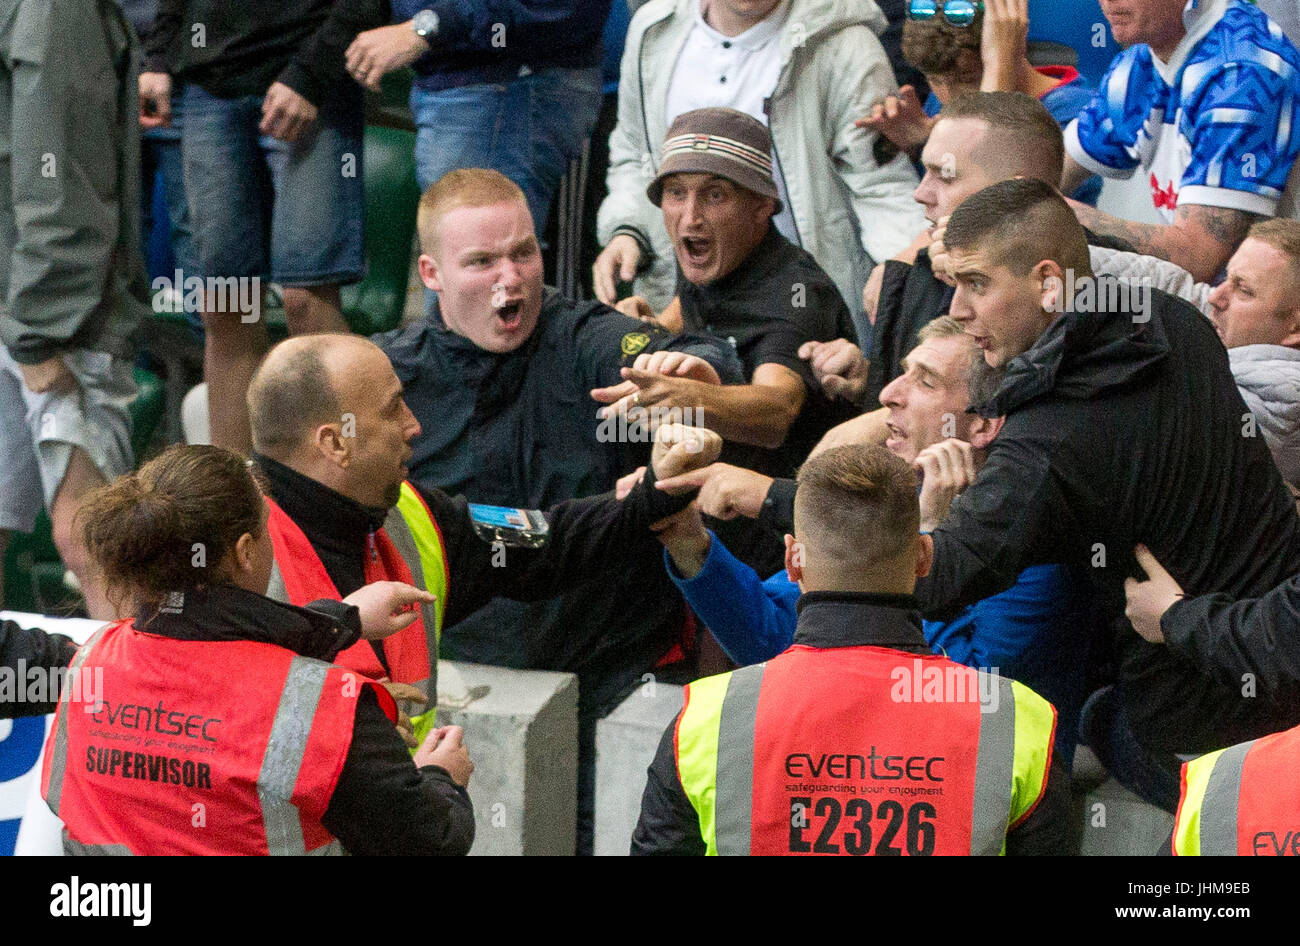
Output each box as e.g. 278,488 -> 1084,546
647,107 -> 782,213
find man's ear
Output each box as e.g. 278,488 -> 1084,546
1281,305 -> 1300,349
1036,259 -> 1066,316
967,414 -> 1005,450
311,421 -> 350,468
915,533 -> 934,579
417,253 -> 443,293
784,533 -> 805,586
751,193 -> 778,223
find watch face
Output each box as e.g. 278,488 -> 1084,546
413,10 -> 439,36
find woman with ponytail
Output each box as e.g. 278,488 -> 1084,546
41,444 -> 475,855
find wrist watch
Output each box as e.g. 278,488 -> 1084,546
412,9 -> 439,39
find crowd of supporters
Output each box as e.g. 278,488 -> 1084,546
2,0 -> 1299,856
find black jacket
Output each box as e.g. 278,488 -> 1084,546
631,592 -> 1072,856
0,620 -> 79,718
913,289 -> 1300,753
145,0 -> 383,107
375,290 -> 740,713
131,584 -> 474,855
257,449 -> 694,715
1161,572 -> 1300,701
865,248 -> 954,409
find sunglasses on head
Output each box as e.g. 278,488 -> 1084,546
907,0 -> 984,27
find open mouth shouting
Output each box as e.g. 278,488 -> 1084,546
493,296 -> 525,331
679,234 -> 715,272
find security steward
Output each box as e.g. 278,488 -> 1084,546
247,332 -> 720,709
1172,721 -> 1300,855
42,445 -> 476,855
632,445 -> 1069,855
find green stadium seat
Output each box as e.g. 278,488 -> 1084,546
342,124 -> 421,335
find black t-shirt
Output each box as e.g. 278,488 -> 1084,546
676,224 -> 859,479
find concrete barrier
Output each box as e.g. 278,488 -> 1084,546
593,680 -> 684,856
437,661 -> 579,856
1072,746 -> 1175,856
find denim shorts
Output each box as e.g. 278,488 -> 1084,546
181,83 -> 364,287
411,66 -> 602,232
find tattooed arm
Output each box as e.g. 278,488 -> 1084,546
1067,198 -> 1258,284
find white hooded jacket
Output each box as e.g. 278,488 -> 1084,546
1230,345 -> 1300,488
598,0 -> 926,313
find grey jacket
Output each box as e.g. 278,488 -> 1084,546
0,0 -> 150,365
599,0 -> 925,313
1230,344 -> 1300,488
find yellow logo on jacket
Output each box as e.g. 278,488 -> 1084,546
621,332 -> 651,357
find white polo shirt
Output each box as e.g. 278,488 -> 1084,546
665,0 -> 797,241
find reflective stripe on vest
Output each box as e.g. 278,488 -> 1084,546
1205,741 -> 1249,857
1174,723 -> 1300,856
388,483 -> 450,711
264,482 -> 449,696
259,657 -> 330,856
676,652 -> 1055,856
44,626 -> 111,818
63,837 -> 135,855
971,676 -> 1015,854
714,664 -> 763,856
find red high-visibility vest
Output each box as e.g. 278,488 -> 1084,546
674,646 -> 1056,855
41,619 -> 395,855
1173,722 -> 1300,855
264,494 -> 433,685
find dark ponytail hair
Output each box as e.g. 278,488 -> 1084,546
79,445 -> 266,611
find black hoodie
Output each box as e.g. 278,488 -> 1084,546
913,288 -> 1300,754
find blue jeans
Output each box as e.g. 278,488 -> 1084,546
1079,685 -> 1181,812
411,67 -> 602,232
143,90 -> 199,331
181,83 -> 364,286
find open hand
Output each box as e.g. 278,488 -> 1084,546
856,85 -> 934,153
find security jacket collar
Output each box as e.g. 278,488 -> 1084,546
255,453 -> 389,549
793,591 -> 931,654
133,583 -> 361,662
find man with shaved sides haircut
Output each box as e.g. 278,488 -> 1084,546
907,178 -> 1300,810
633,445 -> 1069,856
802,91 -> 1200,413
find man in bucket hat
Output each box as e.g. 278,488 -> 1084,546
592,107 -> 860,576
595,108 -> 858,485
